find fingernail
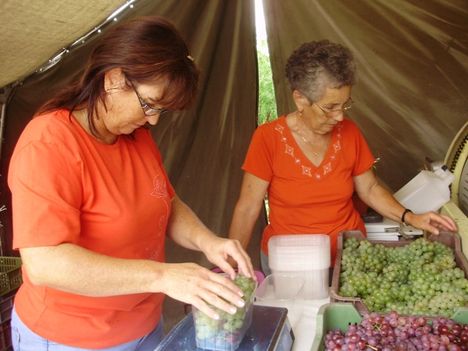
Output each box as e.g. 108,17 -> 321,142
213,314 -> 220,320
236,300 -> 245,308
230,307 -> 237,314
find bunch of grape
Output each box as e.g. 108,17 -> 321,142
193,275 -> 256,350
222,275 -> 256,331
339,237 -> 468,317
324,311 -> 468,350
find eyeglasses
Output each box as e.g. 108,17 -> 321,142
129,81 -> 169,117
314,98 -> 354,117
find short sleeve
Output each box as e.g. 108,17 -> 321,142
8,141 -> 83,248
242,125 -> 274,182
350,122 -> 375,176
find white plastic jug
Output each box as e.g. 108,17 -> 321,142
394,166 -> 454,213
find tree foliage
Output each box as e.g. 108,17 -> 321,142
257,41 -> 277,125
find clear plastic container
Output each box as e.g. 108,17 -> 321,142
192,276 -> 256,351
255,274 -> 330,350
268,234 -> 330,271
271,270 -> 329,299
268,234 -> 330,299
256,273 -> 305,300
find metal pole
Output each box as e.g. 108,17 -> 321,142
0,86 -> 12,163
0,85 -> 13,256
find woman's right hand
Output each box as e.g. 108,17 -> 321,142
405,211 -> 457,235
159,262 -> 246,320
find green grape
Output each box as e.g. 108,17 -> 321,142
338,237 -> 468,316
194,274 -> 256,350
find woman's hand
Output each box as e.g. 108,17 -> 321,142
167,195 -> 254,280
405,211 -> 457,235
159,263 -> 246,319
201,236 -> 255,281
354,170 -> 458,236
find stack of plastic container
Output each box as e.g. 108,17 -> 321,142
255,234 -> 331,350
268,234 -> 330,299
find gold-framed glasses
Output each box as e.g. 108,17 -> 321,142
314,98 -> 354,117
129,80 -> 169,117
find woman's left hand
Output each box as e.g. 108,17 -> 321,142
201,236 -> 255,280
406,211 -> 457,235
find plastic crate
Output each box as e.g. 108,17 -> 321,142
0,291 -> 15,351
330,230 -> 468,315
0,293 -> 13,324
0,319 -> 12,351
310,302 -> 468,351
0,257 -> 22,297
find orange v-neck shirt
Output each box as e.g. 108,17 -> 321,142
8,110 -> 174,348
243,116 -> 375,264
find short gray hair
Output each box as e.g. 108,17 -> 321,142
285,40 -> 356,102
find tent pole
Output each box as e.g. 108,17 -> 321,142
0,85 -> 13,164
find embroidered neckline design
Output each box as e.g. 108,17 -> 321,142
274,120 -> 343,180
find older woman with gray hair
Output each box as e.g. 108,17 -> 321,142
228,40 -> 456,274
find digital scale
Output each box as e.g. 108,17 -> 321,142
363,213 -> 423,241
154,305 -> 294,351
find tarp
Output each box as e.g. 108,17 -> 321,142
263,0 -> 468,191
0,0 -> 262,332
0,0 -> 125,88
0,0 -> 263,257
1,0 -> 467,265
1,0 -> 467,335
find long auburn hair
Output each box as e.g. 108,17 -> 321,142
38,16 -> 199,137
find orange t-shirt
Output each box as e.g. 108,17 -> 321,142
8,110 -> 175,348
243,116 -> 375,263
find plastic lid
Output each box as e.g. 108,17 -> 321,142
268,234 -> 330,270
269,234 -> 329,246
269,257 -> 330,270
269,234 -> 330,252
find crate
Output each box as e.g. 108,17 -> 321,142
330,230 -> 468,315
0,257 -> 21,297
0,319 -> 12,351
0,292 -> 13,324
0,291 -> 15,351
310,302 -> 468,351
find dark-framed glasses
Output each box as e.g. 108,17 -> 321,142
129,80 -> 169,117
315,98 -> 354,116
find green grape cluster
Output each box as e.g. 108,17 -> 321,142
222,275 -> 256,331
339,237 -> 468,317
194,275 -> 256,350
